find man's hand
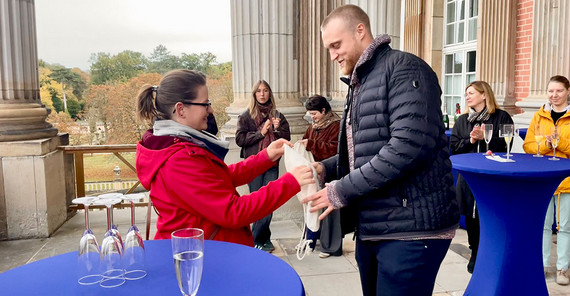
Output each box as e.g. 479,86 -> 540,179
302,186 -> 334,220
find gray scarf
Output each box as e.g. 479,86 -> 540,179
467,106 -> 490,123
153,120 -> 230,160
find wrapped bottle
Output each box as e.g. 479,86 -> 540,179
454,103 -> 461,122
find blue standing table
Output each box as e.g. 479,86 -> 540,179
0,239 -> 305,296
451,153 -> 570,296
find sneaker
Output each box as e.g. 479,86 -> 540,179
556,270 -> 569,285
254,243 -> 264,250
261,240 -> 275,253
318,252 -> 331,258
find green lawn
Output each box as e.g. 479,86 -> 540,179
83,153 -> 138,182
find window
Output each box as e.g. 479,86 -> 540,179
442,0 -> 478,116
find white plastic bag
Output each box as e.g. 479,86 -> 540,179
283,143 -> 321,260
283,143 -> 320,231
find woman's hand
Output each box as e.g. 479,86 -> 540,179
261,119 -> 272,136
289,165 -> 315,187
469,125 -> 484,143
266,138 -> 292,161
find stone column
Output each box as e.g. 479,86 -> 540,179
223,0 -> 306,140
477,0 -> 518,114
515,0 -> 570,126
0,0 -> 67,239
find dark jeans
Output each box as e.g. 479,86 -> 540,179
355,238 -> 451,296
248,166 -> 279,245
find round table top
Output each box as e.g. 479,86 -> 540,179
0,239 -> 305,296
450,152 -> 570,177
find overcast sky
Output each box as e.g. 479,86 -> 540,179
35,0 -> 232,71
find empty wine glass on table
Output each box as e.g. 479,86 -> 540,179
98,192 -> 124,246
500,124 -> 514,161
73,196 -> 102,285
483,124 -> 493,154
172,228 -> 204,296
94,197 -> 125,288
549,127 -> 560,161
122,193 -> 147,280
533,123 -> 544,157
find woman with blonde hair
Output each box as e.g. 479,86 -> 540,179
235,80 -> 291,252
450,80 -> 513,273
136,70 -> 312,246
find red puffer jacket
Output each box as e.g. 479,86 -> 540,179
136,131 -> 300,246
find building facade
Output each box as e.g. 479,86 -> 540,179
224,0 -> 570,141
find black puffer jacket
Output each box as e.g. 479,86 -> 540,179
322,37 -> 459,240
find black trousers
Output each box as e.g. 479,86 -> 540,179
355,238 -> 451,296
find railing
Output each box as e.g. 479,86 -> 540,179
58,144 -> 147,210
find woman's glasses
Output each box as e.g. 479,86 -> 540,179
173,101 -> 212,113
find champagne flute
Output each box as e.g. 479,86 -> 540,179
533,123 -> 544,157
500,124 -> 514,160
172,228 -> 204,296
122,193 -> 147,280
98,192 -> 124,246
95,197 -> 126,288
73,196 -> 102,285
549,127 -> 560,161
483,124 -> 493,155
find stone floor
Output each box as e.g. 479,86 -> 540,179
1,206 -> 570,295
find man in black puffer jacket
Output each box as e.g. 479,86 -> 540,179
303,4 -> 459,296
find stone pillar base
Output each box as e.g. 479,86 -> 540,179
0,134 -> 68,240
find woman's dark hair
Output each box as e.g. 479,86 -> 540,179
549,75 -> 570,89
305,95 -> 332,113
137,69 -> 207,122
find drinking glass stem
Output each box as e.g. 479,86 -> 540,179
537,142 -> 540,156
106,205 -> 112,231
486,142 -> 489,152
507,142 -> 511,160
477,141 -> 480,153
130,201 -> 135,226
84,204 -> 90,230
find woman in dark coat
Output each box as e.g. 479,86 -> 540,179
235,80 -> 291,252
450,81 -> 513,273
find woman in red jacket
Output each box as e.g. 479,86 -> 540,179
135,69 -> 314,246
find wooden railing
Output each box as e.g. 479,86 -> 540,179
58,144 -> 146,210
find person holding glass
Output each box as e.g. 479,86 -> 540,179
523,75 -> 570,285
135,70 -> 314,247
450,81 -> 513,273
235,80 -> 291,252
299,95 -> 342,258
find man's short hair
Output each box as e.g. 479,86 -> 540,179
321,4 -> 372,35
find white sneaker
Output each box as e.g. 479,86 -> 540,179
318,252 -> 331,258
556,270 -> 569,285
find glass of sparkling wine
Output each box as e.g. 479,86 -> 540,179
549,128 -> 560,161
483,124 -> 493,155
172,228 -> 204,296
534,124 -> 544,157
500,124 -> 514,160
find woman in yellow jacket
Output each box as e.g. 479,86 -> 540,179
523,75 -> 570,286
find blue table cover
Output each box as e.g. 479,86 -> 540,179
0,239 -> 305,296
451,153 -> 570,296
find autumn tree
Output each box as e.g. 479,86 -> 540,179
90,51 -> 147,85
147,45 -> 181,74
103,73 -> 162,144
